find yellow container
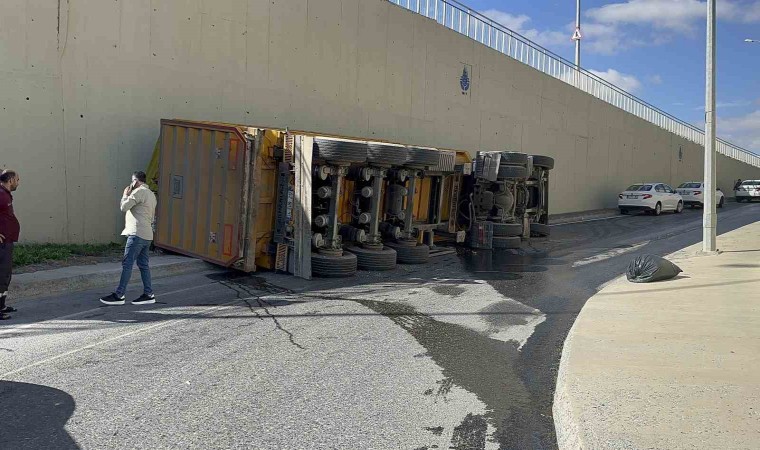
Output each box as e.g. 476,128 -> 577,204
154,119 -> 279,271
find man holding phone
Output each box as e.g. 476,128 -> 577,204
100,171 -> 158,306
0,170 -> 20,320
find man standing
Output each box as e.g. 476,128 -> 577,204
100,171 -> 158,306
0,170 -> 20,320
734,179 -> 743,192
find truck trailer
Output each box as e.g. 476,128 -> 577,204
151,119 -> 553,279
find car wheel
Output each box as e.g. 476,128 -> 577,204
311,252 -> 358,278
675,201 -> 683,213
654,202 -> 662,216
492,222 -> 523,237
530,223 -> 550,237
384,242 -> 430,264
497,165 -> 528,179
530,155 -> 555,170
619,208 -> 628,215
344,245 -> 397,271
500,151 -> 529,166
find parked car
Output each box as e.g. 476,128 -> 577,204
735,180 -> 760,202
618,183 -> 683,216
676,182 -> 724,208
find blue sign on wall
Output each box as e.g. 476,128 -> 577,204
460,65 -> 471,95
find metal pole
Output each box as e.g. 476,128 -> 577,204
703,0 -> 717,252
575,0 -> 581,68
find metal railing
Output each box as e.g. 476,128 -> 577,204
388,0 -> 760,168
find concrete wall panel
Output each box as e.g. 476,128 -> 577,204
2,0 -> 759,242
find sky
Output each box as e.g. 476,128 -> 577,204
460,0 -> 760,154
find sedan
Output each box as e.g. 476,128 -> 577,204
676,182 -> 724,208
618,183 -> 683,216
736,180 -> 760,202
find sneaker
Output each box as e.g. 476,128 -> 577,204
132,294 -> 156,305
100,293 -> 126,306
0,306 -> 17,313
0,312 -> 11,320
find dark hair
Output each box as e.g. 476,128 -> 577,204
0,170 -> 17,183
133,171 -> 147,183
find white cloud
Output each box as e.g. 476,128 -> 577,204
588,69 -> 643,92
719,110 -> 760,152
587,0 -> 760,31
693,100 -> 752,110
647,74 -> 663,85
482,9 -> 570,48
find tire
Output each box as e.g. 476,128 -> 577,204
620,208 -> 628,215
675,201 -> 683,214
313,138 -> 368,164
653,202 -> 662,216
493,222 -> 523,237
530,223 -> 550,237
367,143 -> 408,166
497,165 -> 528,179
385,242 -> 430,264
406,147 -> 441,169
493,236 -> 521,249
531,155 -> 555,170
311,252 -> 358,278
345,245 -> 397,271
500,152 -> 529,166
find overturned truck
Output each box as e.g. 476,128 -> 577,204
152,120 -> 553,279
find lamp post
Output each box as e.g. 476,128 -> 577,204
573,0 -> 581,68
703,0 -> 717,253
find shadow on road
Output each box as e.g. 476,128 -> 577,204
0,381 -> 79,450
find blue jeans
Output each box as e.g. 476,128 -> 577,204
115,236 -> 152,297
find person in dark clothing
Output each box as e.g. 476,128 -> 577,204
0,170 -> 21,320
734,179 -> 743,191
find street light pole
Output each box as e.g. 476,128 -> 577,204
575,0 -> 581,68
703,0 -> 717,253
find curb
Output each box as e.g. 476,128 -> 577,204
549,209 -> 620,226
9,257 -> 214,301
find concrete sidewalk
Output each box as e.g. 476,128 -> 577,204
9,255 -> 213,301
554,220 -> 760,450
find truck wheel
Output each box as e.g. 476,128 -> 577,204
313,138 -> 368,164
530,223 -> 551,237
493,236 -> 521,249
385,242 -> 430,264
345,245 -> 397,271
497,165 -> 528,179
406,147 -> 441,169
311,252 -> 358,278
367,143 -> 408,166
500,152 -> 529,166
492,222 -> 523,237
531,155 -> 555,170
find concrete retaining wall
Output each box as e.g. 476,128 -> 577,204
2,0 -> 759,242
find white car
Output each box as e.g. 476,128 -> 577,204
736,180 -> 760,203
676,182 -> 724,208
618,182 -> 683,216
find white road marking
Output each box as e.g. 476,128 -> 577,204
572,241 -> 650,268
0,293 -> 260,379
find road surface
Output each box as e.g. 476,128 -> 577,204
2,202 -> 758,450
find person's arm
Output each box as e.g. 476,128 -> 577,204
120,189 -> 141,212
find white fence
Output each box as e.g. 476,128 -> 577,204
389,0 -> 760,168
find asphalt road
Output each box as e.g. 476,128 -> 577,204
1,202 -> 759,450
